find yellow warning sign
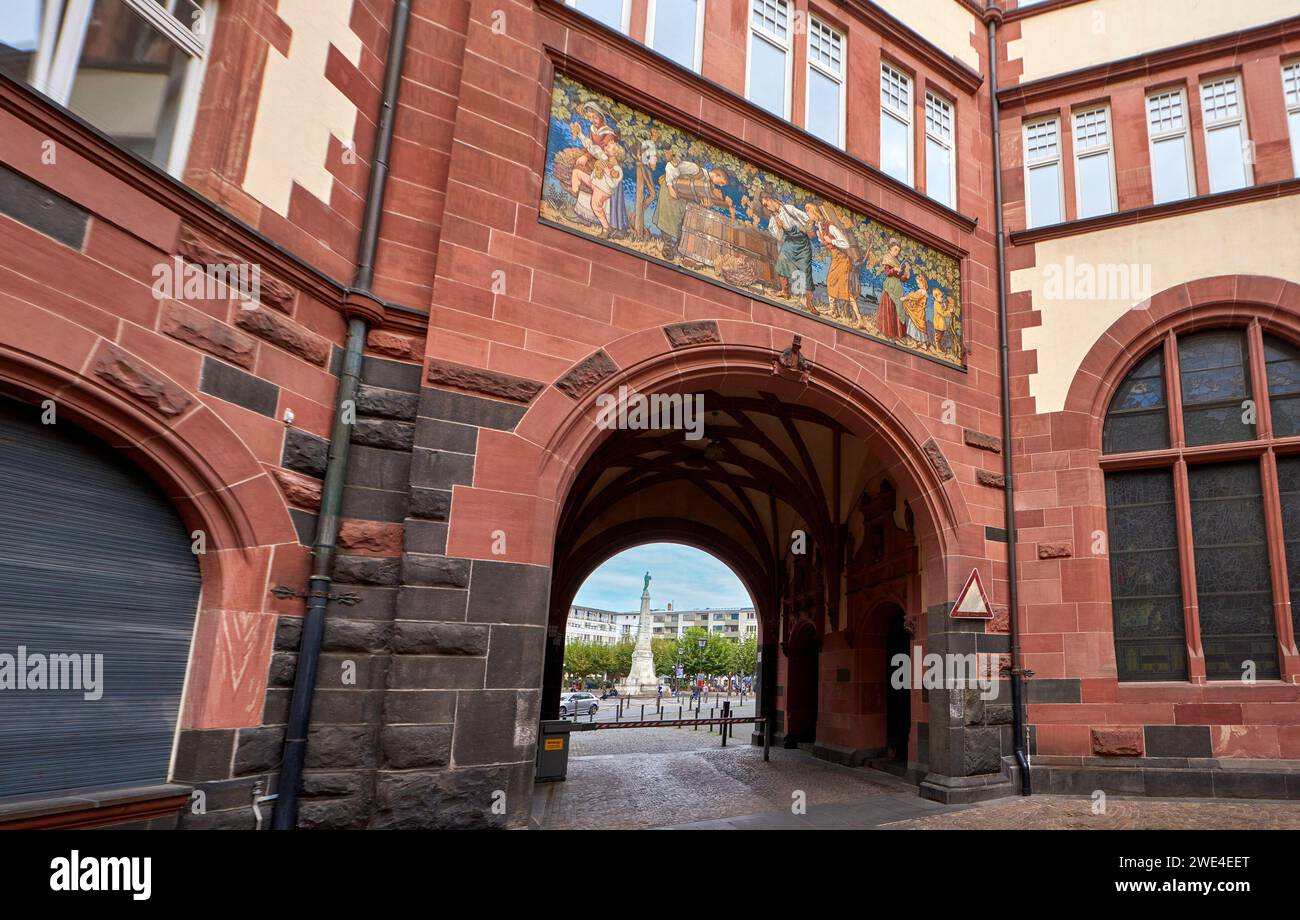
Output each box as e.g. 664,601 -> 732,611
544,738 -> 565,751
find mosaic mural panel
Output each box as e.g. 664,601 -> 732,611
540,74 -> 966,369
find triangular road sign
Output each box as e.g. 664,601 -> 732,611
951,568 -> 992,619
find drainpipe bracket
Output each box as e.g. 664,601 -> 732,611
342,288 -> 387,327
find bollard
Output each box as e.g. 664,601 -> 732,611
721,700 -> 730,747
641,704 -> 645,721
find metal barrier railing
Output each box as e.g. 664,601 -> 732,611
563,700 -> 771,761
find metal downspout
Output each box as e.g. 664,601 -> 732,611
272,0 -> 413,830
985,2 -> 1031,795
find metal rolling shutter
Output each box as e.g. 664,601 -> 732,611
0,397 -> 201,799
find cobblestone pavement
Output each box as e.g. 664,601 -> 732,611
535,728 -> 937,830
885,795 -> 1300,830
535,728 -> 1300,830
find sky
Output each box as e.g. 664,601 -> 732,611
572,543 -> 753,612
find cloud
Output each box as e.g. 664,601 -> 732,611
571,543 -> 753,612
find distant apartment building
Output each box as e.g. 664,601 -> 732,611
565,606 -> 623,645
567,602 -> 758,643
652,605 -> 759,641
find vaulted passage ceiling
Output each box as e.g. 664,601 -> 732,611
550,388 -> 904,624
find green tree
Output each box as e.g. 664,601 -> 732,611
609,640 -> 633,681
563,641 -> 601,684
678,627 -> 732,679
651,638 -> 677,680
729,636 -> 758,680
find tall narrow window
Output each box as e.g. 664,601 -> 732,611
747,0 -> 790,119
1188,461 -> 1279,680
1284,62 -> 1300,177
1277,456 -> 1300,642
1105,468 -> 1187,682
880,63 -> 912,185
925,91 -> 956,208
1103,328 -> 1299,683
1024,117 -> 1062,228
568,0 -> 630,32
1,0 -> 213,176
805,16 -> 843,148
1072,106 -> 1116,218
1201,75 -> 1251,193
1146,88 -> 1194,204
647,0 -> 704,72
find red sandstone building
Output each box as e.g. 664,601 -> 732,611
0,0 -> 1298,830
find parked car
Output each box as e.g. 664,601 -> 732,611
559,692 -> 599,717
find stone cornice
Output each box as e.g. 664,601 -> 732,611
1008,177 -> 1300,246
997,14 -> 1300,108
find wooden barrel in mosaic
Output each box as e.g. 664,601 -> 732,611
678,204 -> 777,286
670,173 -> 718,204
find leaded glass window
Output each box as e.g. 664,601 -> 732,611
1103,349 -> 1169,454
1187,461 -> 1279,680
1105,469 -> 1187,681
1103,326 -> 1300,684
1265,335 -> 1300,438
1178,330 -> 1254,447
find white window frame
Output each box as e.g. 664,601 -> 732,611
1284,61 -> 1300,178
804,15 -> 845,149
745,0 -> 793,120
1145,87 -> 1195,204
565,0 -> 632,34
646,0 -> 706,73
1023,116 -> 1064,229
924,89 -> 956,208
27,0 -> 215,177
1199,73 -> 1254,193
880,61 -> 914,186
1071,104 -> 1116,218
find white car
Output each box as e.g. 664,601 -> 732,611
559,692 -> 599,717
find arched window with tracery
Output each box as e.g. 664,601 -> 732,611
1102,323 -> 1300,683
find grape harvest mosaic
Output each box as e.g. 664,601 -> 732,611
540,74 -> 965,369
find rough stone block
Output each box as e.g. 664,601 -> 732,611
425,358 -> 544,403
352,418 -> 415,451
392,621 -> 488,655
164,303 -> 257,367
282,428 -> 329,477
234,305 -> 329,365
356,384 -> 419,420
1091,727 -> 1143,757
382,725 -> 453,769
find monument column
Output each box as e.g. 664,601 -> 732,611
620,572 -> 659,697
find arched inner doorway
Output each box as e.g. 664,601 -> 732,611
882,604 -> 910,763
784,621 -> 819,745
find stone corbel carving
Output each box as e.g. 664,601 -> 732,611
772,335 -> 811,383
